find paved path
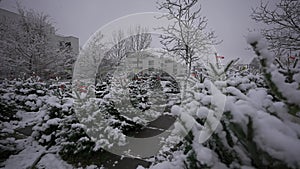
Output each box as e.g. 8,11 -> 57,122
134,114 -> 175,138
103,114 -> 176,169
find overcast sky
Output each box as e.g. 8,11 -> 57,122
0,0 -> 271,63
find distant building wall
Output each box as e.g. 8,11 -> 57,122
0,8 -> 79,56
0,7 -> 20,20
51,34 -> 79,55
120,51 -> 186,77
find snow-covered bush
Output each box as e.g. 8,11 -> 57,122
31,81 -> 73,147
148,67 -> 300,169
0,77 -> 47,121
144,33 -> 300,169
0,80 -> 19,122
247,33 -> 300,117
22,79 -> 103,167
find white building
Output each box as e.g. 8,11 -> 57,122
118,50 -> 186,78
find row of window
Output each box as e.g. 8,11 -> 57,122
130,60 -> 176,65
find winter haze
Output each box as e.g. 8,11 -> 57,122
0,0 -> 274,63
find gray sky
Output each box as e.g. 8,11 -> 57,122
0,0 -> 267,63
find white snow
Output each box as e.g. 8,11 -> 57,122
36,154 -> 73,169
253,111 -> 300,167
3,141 -> 45,169
46,118 -> 61,126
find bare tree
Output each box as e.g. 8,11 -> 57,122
110,30 -> 128,59
77,32 -> 107,81
108,26 -> 151,60
128,25 -> 152,52
251,0 -> 300,56
157,0 -> 220,77
97,26 -> 152,79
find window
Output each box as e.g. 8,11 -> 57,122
65,42 -> 71,47
132,60 -> 142,64
59,41 -> 64,47
148,60 -> 154,65
59,41 -> 72,51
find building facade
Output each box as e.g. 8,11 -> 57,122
0,8 -> 79,56
119,51 -> 186,78
0,8 -> 79,78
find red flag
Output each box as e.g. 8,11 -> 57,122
216,56 -> 225,59
78,85 -> 87,93
290,56 -> 296,60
